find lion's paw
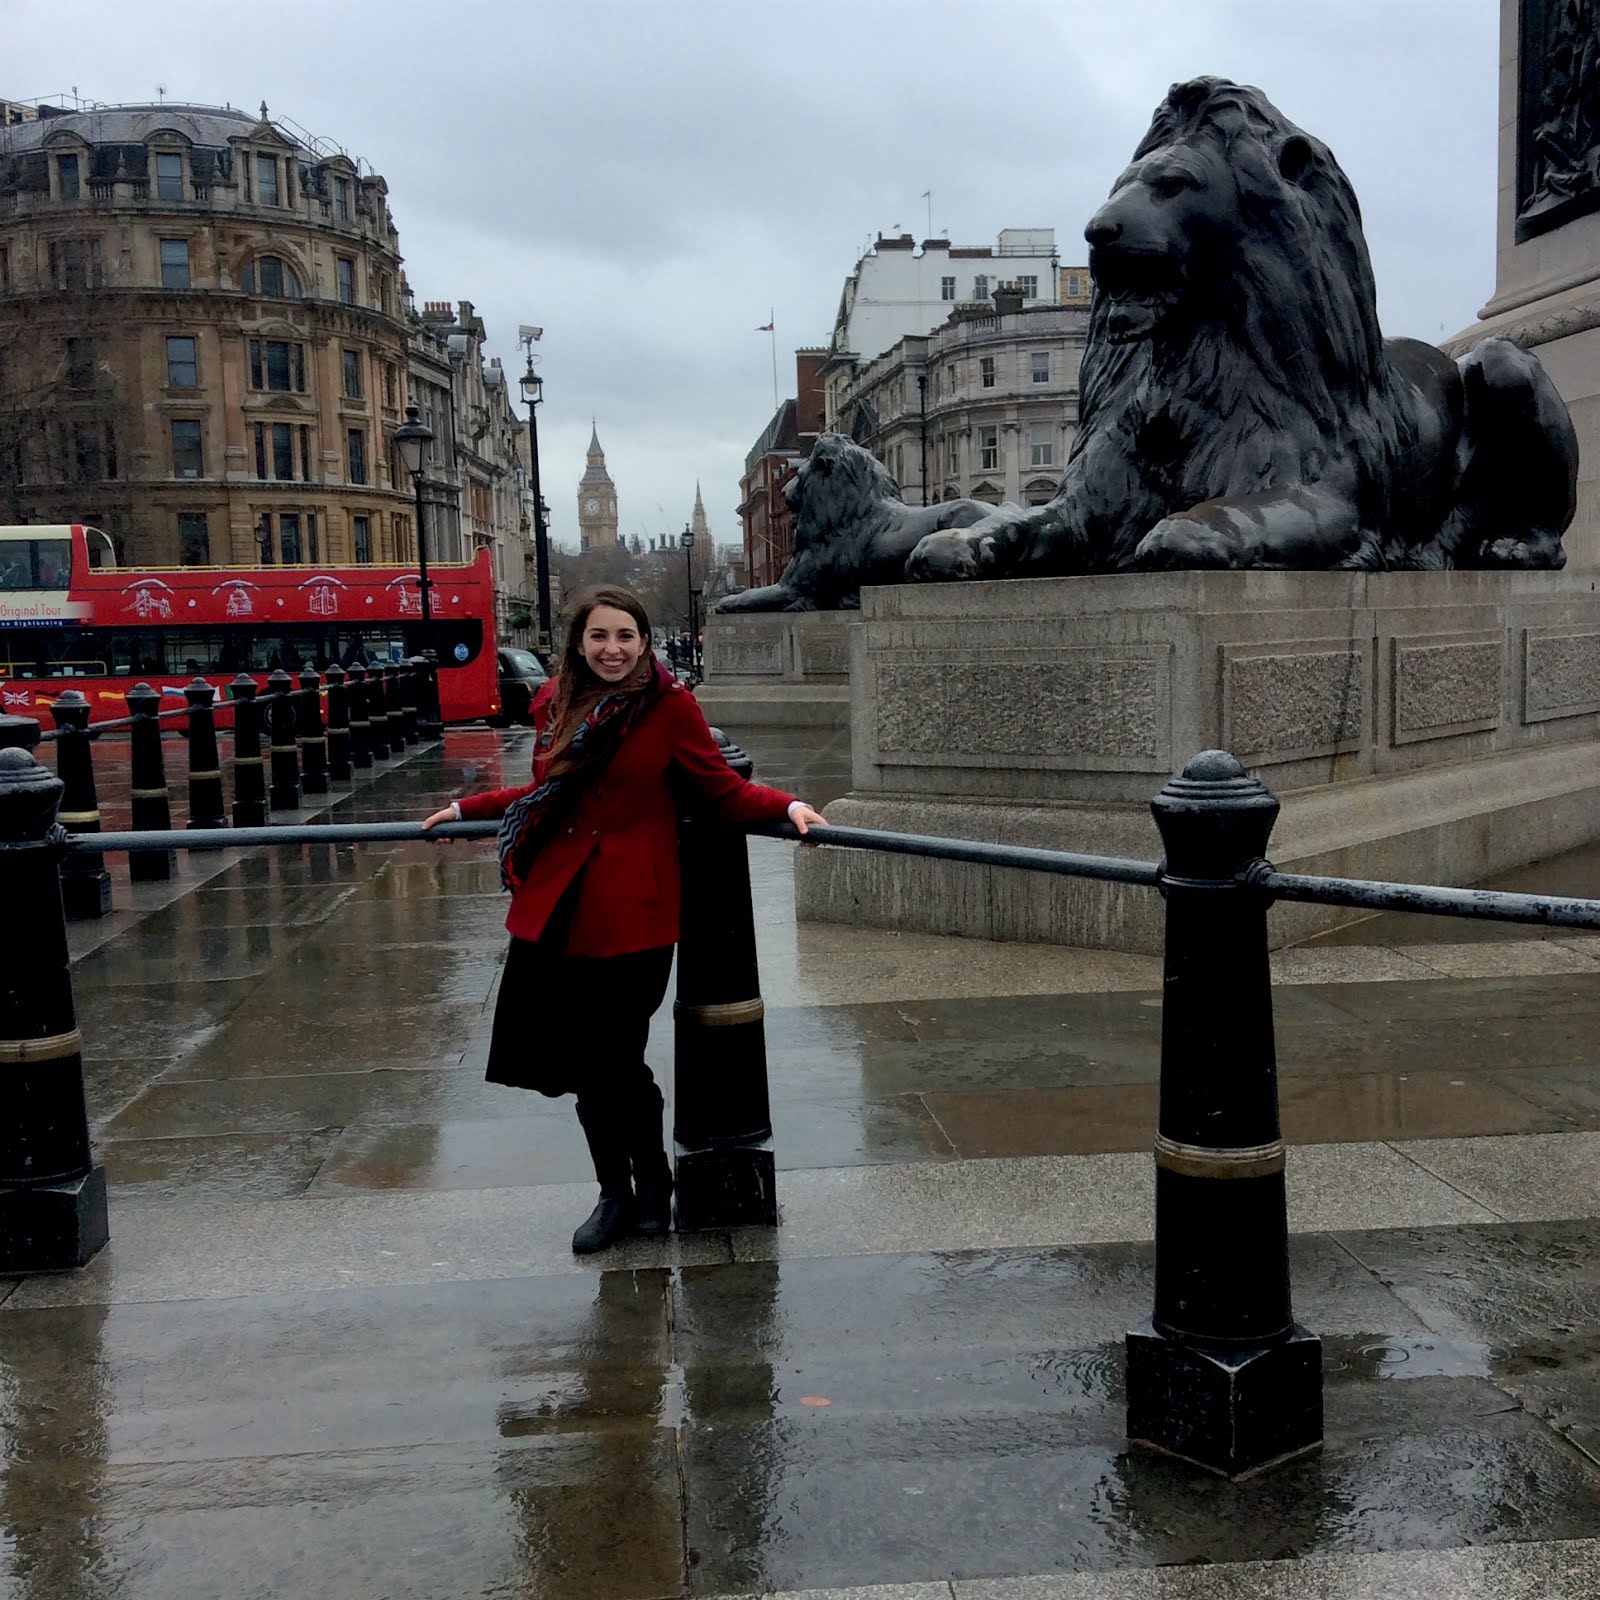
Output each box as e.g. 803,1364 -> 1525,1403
1481,536 -> 1538,570
906,530 -> 983,581
1132,518 -> 1239,570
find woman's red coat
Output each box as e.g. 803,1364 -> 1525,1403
456,679 -> 796,958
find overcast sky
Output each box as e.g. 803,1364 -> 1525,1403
9,0 -> 1499,552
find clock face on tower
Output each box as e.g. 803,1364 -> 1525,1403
585,498 -> 599,514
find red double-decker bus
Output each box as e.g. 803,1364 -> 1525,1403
0,524 -> 500,725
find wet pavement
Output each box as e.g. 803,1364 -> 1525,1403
0,722 -> 1597,1597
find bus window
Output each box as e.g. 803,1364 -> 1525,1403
0,538 -> 73,590
84,526 -> 116,570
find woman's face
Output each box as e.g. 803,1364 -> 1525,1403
579,605 -> 648,684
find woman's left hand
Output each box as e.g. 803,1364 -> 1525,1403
788,803 -> 827,839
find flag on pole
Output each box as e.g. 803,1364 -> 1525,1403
756,320 -> 773,331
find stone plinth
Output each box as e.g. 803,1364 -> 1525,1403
794,571 -> 1600,952
1444,1 -> 1600,572
697,611 -> 857,729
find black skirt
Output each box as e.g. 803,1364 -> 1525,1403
484,880 -> 674,1096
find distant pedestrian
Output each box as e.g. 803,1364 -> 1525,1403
422,584 -> 826,1253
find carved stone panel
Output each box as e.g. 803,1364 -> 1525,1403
874,650 -> 1169,767
1221,645 -> 1368,762
1524,628 -> 1600,722
1391,638 -> 1503,745
1516,0 -> 1600,241
711,637 -> 786,677
795,634 -> 852,678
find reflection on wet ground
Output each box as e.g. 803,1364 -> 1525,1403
2,723 -> 1597,1595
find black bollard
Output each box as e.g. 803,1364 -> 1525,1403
266,667 -> 302,812
383,663 -> 407,756
0,715 -> 40,751
126,682 -> 175,882
49,691 -> 112,918
229,675 -> 269,828
416,650 -> 444,741
325,662 -> 353,782
366,664 -> 391,758
346,662 -> 374,770
184,678 -> 228,831
672,733 -> 777,1231
0,741 -> 110,1272
1125,750 -> 1321,1479
397,662 -> 420,746
298,665 -> 329,796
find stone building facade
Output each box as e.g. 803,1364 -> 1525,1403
0,101 -> 420,569
829,294 -> 1091,507
737,348 -> 826,589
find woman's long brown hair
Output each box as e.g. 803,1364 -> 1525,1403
543,585 -> 656,779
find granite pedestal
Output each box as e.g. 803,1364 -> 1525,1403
698,611 -> 856,730
794,570 -> 1600,953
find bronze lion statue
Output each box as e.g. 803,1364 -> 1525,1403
716,432 -> 991,611
908,77 -> 1577,580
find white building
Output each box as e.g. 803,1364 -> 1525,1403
824,228 -> 1060,428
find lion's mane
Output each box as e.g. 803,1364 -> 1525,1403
1076,77 -> 1405,545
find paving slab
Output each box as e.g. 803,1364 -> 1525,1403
1388,1131 -> 1600,1221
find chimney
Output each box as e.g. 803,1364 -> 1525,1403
992,281 -> 1025,316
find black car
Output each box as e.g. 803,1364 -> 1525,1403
492,646 -> 549,726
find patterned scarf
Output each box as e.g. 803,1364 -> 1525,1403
495,658 -> 669,891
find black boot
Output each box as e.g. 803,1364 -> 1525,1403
629,1080 -> 674,1238
573,1099 -> 635,1255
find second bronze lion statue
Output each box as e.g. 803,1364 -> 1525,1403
716,433 -> 990,611
909,76 -> 1578,580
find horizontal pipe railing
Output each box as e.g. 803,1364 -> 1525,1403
61,817 -> 1600,930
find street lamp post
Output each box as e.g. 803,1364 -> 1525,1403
917,371 -> 929,507
518,362 -> 553,659
682,521 -> 699,681
392,403 -> 442,738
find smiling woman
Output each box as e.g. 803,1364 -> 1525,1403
421,582 -> 826,1255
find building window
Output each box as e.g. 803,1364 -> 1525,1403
279,512 -> 301,564
979,426 -> 999,471
171,419 -> 204,478
973,273 -> 988,300
1067,272 -> 1083,297
155,151 -> 185,200
241,256 -> 301,298
272,423 -> 294,482
336,257 -> 355,305
980,356 -> 995,389
334,177 -> 352,222
159,238 -> 191,289
353,514 -> 371,563
57,154 -> 80,200
940,275 -> 956,301
64,336 -> 94,389
1029,422 -> 1054,467
177,512 -> 210,566
166,335 -> 198,388
1031,351 -> 1050,384
946,435 -> 959,474
49,237 -> 102,290
255,153 -> 280,206
383,364 -> 397,408
70,422 -> 102,482
347,429 -> 366,485
1018,275 -> 1038,299
0,245 -> 9,290
342,348 -> 363,399
300,426 -> 312,483
248,339 -> 306,392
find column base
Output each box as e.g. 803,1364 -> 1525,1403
417,718 -> 444,741
61,869 -> 112,919
672,1142 -> 777,1231
1125,1319 -> 1323,1479
0,1166 -> 109,1273
128,850 -> 175,883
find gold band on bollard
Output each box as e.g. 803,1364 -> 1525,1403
58,809 -> 101,825
187,770 -> 222,782
129,787 -> 169,800
674,998 -> 766,1027
0,1028 -> 83,1065
233,755 -> 264,766
1153,1134 -> 1285,1180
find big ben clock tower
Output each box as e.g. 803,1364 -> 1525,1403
577,423 -> 619,552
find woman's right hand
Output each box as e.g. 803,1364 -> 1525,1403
420,807 -> 457,834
